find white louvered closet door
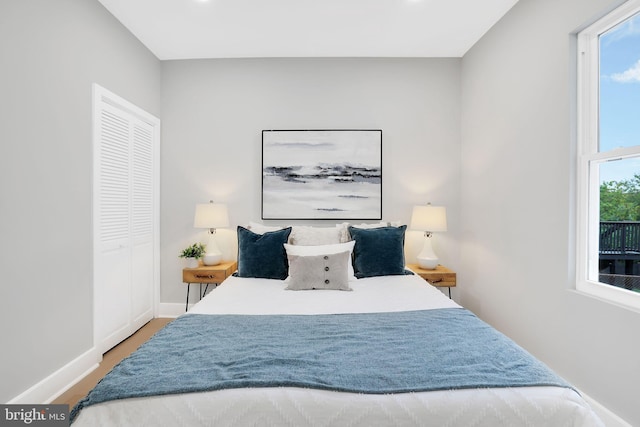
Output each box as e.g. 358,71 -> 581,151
130,118 -> 155,326
94,85 -> 159,354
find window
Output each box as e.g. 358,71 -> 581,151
577,1 -> 640,310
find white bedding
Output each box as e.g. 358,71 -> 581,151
189,272 -> 459,315
74,274 -> 604,427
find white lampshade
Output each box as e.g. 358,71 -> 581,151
193,201 -> 229,266
194,202 -> 229,230
410,204 -> 447,232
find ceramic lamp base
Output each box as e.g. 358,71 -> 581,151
417,235 -> 439,270
202,253 -> 222,266
203,233 -> 223,265
417,257 -> 439,270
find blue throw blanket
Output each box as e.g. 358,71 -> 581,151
71,308 -> 571,422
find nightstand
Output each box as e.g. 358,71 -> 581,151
406,264 -> 456,298
182,261 -> 237,311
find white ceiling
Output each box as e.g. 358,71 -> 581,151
98,0 -> 519,60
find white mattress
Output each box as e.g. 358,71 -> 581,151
189,272 -> 459,315
74,274 -> 604,427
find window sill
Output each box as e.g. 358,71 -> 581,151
574,280 -> 640,314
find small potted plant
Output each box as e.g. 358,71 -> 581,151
179,243 -> 206,268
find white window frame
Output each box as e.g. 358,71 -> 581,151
576,0 -> 640,311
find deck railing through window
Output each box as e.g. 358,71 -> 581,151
599,221 -> 640,292
599,221 -> 640,254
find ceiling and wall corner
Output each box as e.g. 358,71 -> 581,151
97,0 -> 520,60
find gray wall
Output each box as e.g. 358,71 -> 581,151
460,0 -> 636,423
160,58 -> 462,305
0,0 -> 161,402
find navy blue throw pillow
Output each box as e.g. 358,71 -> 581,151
236,226 -> 292,280
348,225 -> 407,279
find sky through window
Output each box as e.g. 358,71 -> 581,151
599,12 -> 640,183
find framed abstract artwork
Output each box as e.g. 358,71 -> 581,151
262,129 -> 382,220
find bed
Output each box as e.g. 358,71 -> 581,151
71,224 -> 603,426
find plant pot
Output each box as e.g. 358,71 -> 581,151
184,257 -> 199,269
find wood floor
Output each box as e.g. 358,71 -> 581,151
53,317 -> 173,409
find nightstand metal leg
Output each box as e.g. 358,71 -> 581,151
185,283 -> 190,312
448,288 -> 451,299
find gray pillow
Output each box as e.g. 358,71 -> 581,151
286,250 -> 352,291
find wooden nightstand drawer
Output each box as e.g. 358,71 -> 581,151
420,272 -> 456,287
407,264 -> 456,286
406,264 -> 456,298
182,261 -> 237,284
182,269 -> 227,283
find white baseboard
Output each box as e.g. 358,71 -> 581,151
582,391 -> 632,427
8,347 -> 101,405
158,302 -> 188,318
